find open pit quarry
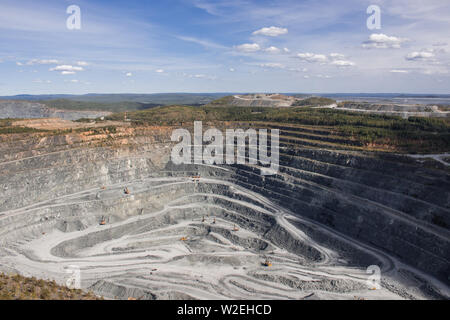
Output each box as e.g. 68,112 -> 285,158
230,94 -> 297,107
329,102 -> 450,118
0,121 -> 449,300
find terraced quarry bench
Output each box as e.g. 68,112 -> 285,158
0,122 -> 448,300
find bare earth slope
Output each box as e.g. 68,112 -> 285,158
229,94 -> 297,107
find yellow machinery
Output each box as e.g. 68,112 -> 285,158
263,259 -> 272,267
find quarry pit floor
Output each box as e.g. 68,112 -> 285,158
1,174 -> 447,300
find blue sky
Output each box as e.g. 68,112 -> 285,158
0,0 -> 449,95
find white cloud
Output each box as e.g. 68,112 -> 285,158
18,59 -> 60,67
405,51 -> 435,61
296,53 -> 328,63
50,65 -> 84,74
177,36 -> 227,49
421,68 -> 449,75
32,79 -> 51,83
329,54 -> 354,67
235,43 -> 261,52
259,63 -> 285,68
329,53 -> 345,59
27,59 -> 60,65
433,47 -> 448,54
264,46 -> 281,54
288,67 -> 308,72
362,33 -> 408,49
331,60 -> 355,67
296,52 -> 354,67
252,26 -> 288,37
188,74 -> 217,80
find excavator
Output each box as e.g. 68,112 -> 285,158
263,257 -> 272,267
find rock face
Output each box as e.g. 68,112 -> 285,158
0,126 -> 448,300
0,100 -> 110,120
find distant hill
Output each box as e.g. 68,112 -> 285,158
0,100 -> 111,120
208,94 -> 295,107
0,93 -> 231,105
0,94 -> 235,118
207,94 -> 336,108
39,99 -> 160,112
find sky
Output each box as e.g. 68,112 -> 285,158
0,0 -> 449,95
